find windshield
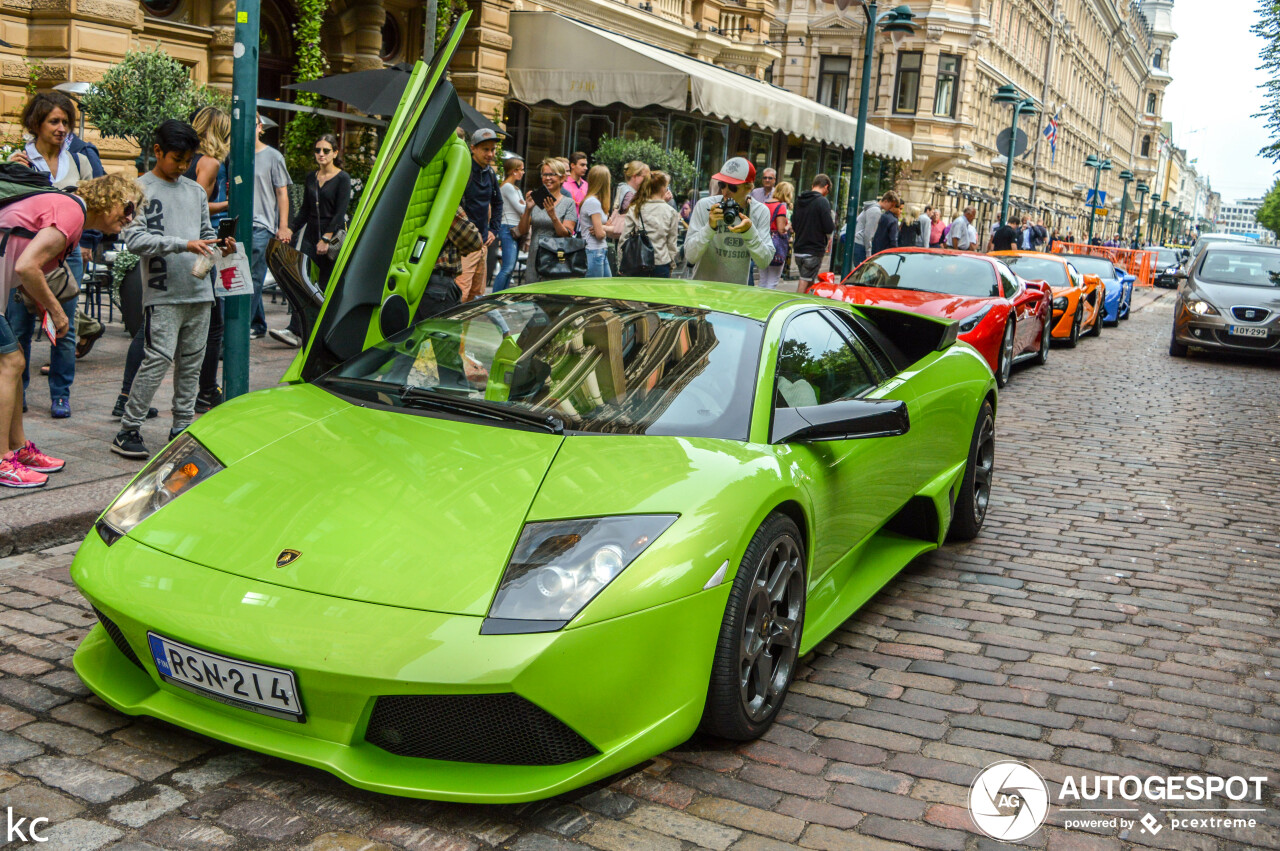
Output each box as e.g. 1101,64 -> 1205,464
996,256 -> 1069,287
851,252 -> 998,298
1197,250 -> 1280,288
1060,256 -> 1116,278
317,293 -> 764,439
1152,248 -> 1178,266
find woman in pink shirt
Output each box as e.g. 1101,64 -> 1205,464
0,172 -> 140,489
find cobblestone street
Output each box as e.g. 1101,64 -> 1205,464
0,288 -> 1277,850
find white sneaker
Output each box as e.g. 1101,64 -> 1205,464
268,328 -> 301,348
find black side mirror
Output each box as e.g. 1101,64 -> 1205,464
771,398 -> 910,444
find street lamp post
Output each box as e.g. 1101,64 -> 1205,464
1134,182 -> 1149,247
1147,193 -> 1161,244
1160,201 -> 1170,244
225,0 -> 260,400
840,4 -> 916,276
1084,154 -> 1112,243
993,85 -> 1038,229
1116,169 -> 1134,246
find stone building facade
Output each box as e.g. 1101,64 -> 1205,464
773,0 -> 1178,240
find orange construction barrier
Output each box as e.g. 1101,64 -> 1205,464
1051,242 -> 1157,287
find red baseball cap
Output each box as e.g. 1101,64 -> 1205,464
712,157 -> 756,186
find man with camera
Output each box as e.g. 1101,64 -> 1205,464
684,157 -> 775,286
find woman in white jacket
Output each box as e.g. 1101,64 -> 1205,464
621,170 -> 680,277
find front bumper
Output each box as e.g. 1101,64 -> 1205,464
72,533 -> 726,802
1172,303 -> 1280,354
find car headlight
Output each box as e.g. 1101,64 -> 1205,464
99,434 -> 223,542
1052,296 -> 1068,310
1186,298 -> 1218,316
957,305 -> 992,333
484,515 -> 677,632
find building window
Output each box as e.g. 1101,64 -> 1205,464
934,54 -> 960,117
1146,92 -> 1157,114
381,14 -> 402,61
893,51 -> 923,114
141,0 -> 181,17
1153,49 -> 1162,69
817,56 -> 851,112
875,53 -> 886,111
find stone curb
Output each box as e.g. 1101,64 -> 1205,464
0,474 -> 132,557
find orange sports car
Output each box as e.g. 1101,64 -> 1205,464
990,252 -> 1104,347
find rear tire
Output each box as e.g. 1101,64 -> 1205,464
701,513 -> 806,741
1088,304 -> 1103,337
948,401 -> 995,542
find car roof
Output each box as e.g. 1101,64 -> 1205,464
868,247 -> 1000,267
512,279 -> 829,321
990,251 -> 1073,267
1200,242 -> 1280,255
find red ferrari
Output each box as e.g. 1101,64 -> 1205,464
810,248 -> 1053,386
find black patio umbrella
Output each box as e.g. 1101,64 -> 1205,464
286,64 -> 503,138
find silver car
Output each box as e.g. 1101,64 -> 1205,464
1171,243 -> 1280,357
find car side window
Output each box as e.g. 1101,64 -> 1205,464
775,311 -> 877,409
826,309 -> 901,379
993,261 -> 1020,297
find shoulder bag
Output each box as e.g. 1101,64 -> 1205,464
619,206 -> 656,276
767,202 -> 789,267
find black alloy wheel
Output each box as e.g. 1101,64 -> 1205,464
1035,315 -> 1051,365
702,513 -> 806,741
948,400 -> 995,541
1065,304 -> 1082,348
996,319 -> 1015,387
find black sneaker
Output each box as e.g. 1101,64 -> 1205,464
112,395 -> 158,419
168,427 -> 185,442
195,387 -> 223,414
110,428 -> 149,459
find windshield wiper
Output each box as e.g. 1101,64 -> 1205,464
399,387 -> 564,434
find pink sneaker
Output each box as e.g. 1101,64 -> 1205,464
13,441 -> 64,473
0,454 -> 47,489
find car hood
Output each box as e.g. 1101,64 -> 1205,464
130,400 -> 565,616
1189,280 -> 1280,310
845,286 -> 994,319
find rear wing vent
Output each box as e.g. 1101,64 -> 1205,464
852,304 -> 957,370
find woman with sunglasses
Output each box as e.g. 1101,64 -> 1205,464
516,158 -> 577,284
274,134 -> 350,347
0,173 -> 141,488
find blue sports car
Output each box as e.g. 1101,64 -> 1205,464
1059,254 -> 1134,324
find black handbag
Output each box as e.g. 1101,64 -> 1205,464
535,236 -> 587,280
619,207 -> 656,277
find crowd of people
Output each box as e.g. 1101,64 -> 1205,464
0,93 -> 1109,493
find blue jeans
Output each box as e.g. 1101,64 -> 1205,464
586,247 -> 612,278
853,243 -> 867,266
652,263 -> 671,278
493,223 -> 519,292
5,288 -> 78,400
250,226 -> 273,333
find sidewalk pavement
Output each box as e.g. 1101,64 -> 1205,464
0,298 -> 299,555
1,281 -> 1170,556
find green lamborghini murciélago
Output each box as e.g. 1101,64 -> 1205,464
70,19 -> 998,803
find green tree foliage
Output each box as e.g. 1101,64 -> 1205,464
592,136 -> 696,197
1253,1 -> 1280,163
80,45 -> 200,159
281,0 -> 332,177
1254,177 -> 1280,235
435,0 -> 471,50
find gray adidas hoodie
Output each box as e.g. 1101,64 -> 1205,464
123,173 -> 215,306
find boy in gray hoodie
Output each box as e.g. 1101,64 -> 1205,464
112,120 -> 233,459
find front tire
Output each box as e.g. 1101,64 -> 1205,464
948,401 -> 995,542
701,513 -> 806,741
995,319 -> 1014,387
1065,304 -> 1082,348
1035,316 -> 1051,366
1169,330 -> 1188,357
